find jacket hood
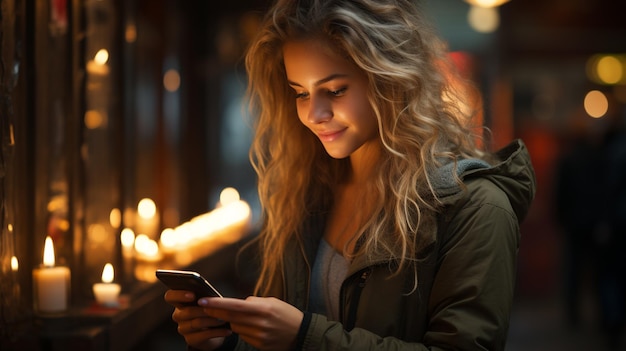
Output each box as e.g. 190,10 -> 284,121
431,139 -> 537,222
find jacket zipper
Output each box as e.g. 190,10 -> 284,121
344,269 -> 371,330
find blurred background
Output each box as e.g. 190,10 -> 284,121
0,0 -> 625,350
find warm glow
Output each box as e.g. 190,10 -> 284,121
468,5 -> 499,33
135,234 -> 160,257
220,187 -> 240,206
101,263 -> 115,283
596,55 -> 623,84
47,196 -> 67,213
88,224 -> 108,244
584,90 -> 609,118
135,187 -> 254,271
163,69 -> 181,92
464,0 -> 510,8
94,49 -> 109,65
110,208 -> 122,228
125,23 -> 137,43
121,228 -> 136,248
43,236 -> 55,267
11,256 -> 18,272
84,110 -> 105,129
160,228 -> 177,249
135,233 -> 150,249
184,199 -> 251,242
587,54 -> 626,85
138,198 -> 157,219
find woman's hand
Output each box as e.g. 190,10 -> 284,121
199,296 -> 304,351
164,290 -> 232,351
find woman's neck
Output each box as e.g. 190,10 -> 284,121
347,141 -> 382,185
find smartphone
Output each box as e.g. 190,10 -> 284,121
155,269 -> 223,301
156,269 -> 230,329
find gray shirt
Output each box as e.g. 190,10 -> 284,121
309,238 -> 350,321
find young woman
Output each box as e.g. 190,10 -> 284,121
164,0 -> 536,350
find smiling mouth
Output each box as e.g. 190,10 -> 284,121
316,129 -> 345,142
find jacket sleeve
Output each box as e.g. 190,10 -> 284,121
299,178 -> 521,350
424,178 -> 520,350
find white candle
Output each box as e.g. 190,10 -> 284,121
93,263 -> 121,307
33,236 -> 71,314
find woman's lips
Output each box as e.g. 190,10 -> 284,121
316,128 -> 346,142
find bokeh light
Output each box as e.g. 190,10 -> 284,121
584,90 -> 609,118
467,6 -> 499,33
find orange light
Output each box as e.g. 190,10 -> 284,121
584,90 -> 609,118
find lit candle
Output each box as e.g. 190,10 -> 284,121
33,236 -> 71,314
134,234 -> 162,262
86,49 -> 111,76
136,198 -> 159,239
11,255 -> 18,272
159,228 -> 178,255
11,255 -> 20,297
93,263 -> 121,307
120,228 -> 135,258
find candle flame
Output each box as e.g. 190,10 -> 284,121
160,228 -> 177,249
121,228 -> 136,248
138,198 -> 157,219
109,208 -> 122,228
94,49 -> 109,65
101,263 -> 115,283
43,236 -> 56,267
219,187 -> 240,206
11,256 -> 18,272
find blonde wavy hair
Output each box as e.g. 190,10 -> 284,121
245,0 -> 489,295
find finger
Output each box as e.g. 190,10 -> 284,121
165,289 -> 196,307
178,318 -> 230,335
198,297 -> 250,311
172,305 -> 209,323
191,316 -> 231,330
199,297 -> 271,326
183,329 -> 230,348
198,297 -> 267,324
202,296 -> 280,317
185,335 -> 228,351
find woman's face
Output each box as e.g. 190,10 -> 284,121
283,38 -> 379,160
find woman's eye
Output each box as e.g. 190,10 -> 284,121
329,87 -> 347,96
295,92 -> 309,99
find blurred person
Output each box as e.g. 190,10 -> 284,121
164,0 -> 536,350
556,102 -> 626,350
594,107 -> 626,350
554,113 -> 606,328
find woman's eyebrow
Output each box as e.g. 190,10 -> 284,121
287,73 -> 349,88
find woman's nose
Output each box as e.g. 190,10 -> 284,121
306,96 -> 333,124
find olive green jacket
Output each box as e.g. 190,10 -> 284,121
233,139 -> 536,350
